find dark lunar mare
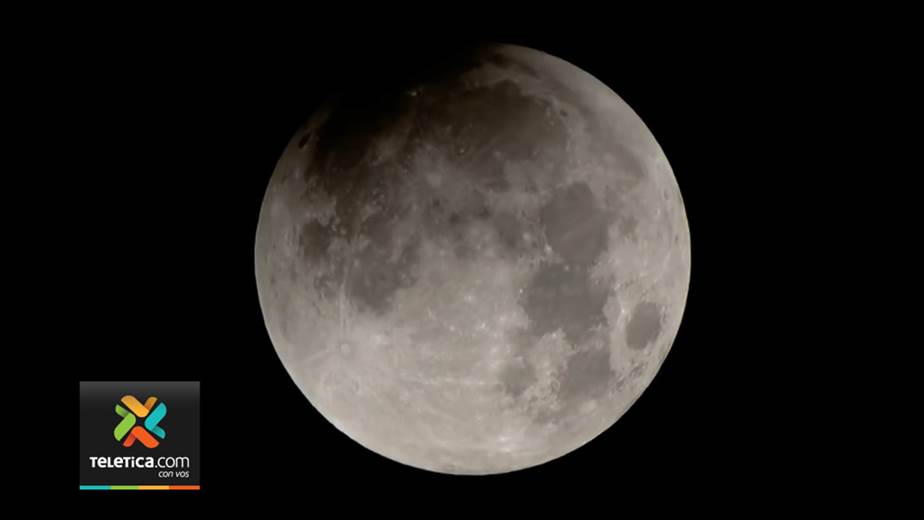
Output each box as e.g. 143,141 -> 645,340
295,47 -> 625,423
297,46 -> 585,319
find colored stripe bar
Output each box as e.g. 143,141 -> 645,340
80,485 -> 199,490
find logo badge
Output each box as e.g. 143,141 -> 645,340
114,395 -> 167,448
80,382 -> 200,491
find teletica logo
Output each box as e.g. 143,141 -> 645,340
114,395 -> 167,448
88,456 -> 190,469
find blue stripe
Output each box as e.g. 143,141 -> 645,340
80,485 -> 109,490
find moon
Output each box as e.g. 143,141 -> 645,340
255,44 -> 690,474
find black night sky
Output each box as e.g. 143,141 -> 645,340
16,11 -> 898,508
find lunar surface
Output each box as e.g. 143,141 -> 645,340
255,44 -> 690,474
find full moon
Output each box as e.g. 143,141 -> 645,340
255,44 -> 690,474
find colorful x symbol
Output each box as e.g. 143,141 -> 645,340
114,395 -> 167,448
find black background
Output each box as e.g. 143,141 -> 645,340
18,10 -> 900,507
